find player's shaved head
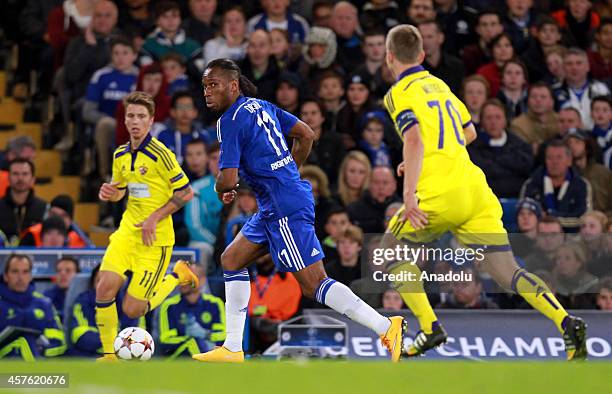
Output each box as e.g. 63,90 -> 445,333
386,24 -> 424,65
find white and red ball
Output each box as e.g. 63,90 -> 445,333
114,327 -> 155,361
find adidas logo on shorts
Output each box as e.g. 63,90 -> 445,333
311,248 -> 320,257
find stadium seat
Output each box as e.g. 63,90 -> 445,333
74,203 -> 100,232
499,198 -> 519,233
34,150 -> 62,178
89,230 -> 112,247
35,176 -> 80,202
62,273 -> 91,345
0,71 -> 5,97
11,123 -> 43,148
0,98 -> 24,124
0,130 -> 19,150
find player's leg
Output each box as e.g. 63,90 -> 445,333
272,208 -> 406,361
192,215 -> 269,362
95,238 -> 128,360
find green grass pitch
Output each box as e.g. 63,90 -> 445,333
0,359 -> 611,394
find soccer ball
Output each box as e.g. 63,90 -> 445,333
114,327 -> 155,361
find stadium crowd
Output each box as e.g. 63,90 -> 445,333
1,0 -> 612,358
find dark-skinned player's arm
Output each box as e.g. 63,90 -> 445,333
136,185 -> 194,246
215,168 -> 240,204
400,124 -> 428,230
287,120 -> 315,169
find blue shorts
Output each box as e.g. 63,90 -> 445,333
241,206 -> 325,272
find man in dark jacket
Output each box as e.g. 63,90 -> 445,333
0,159 -> 47,246
468,99 -> 533,198
239,29 -> 281,103
520,140 -> 592,232
348,166 -> 400,233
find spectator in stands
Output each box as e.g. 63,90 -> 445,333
462,75 -> 489,127
0,136 -> 37,199
337,72 -> 378,149
117,0 -> 154,41
270,28 -> 301,73
468,99 -> 533,198
558,107 -> 584,137
462,10 -> 504,75
579,210 -> 611,277
359,116 -> 391,167
321,207 -> 351,263
565,128 -> 612,215
115,63 -> 171,146
0,254 -> 66,360
545,45 -> 567,90
325,224 -> 363,286
247,0 -> 310,45
42,257 -> 79,321
182,139 -> 208,182
381,288 -> 405,311
300,165 -> 338,240
140,1 -> 201,66
502,0 -> 539,54
47,0 -> 96,71
161,52 -> 189,96
330,1 -> 364,73
202,7 -> 248,67
520,140 -> 591,232
240,29 -> 281,102
312,0 -> 334,29
83,37 -> 138,179
588,19 -> 612,82
354,29 -> 389,98
360,0 -> 400,33
184,141 -> 223,268
60,0 -> 119,150
0,159 -> 47,246
418,20 -> 464,93
298,27 -> 341,86
39,216 -> 68,247
68,264 -> 138,356
522,16 -> 563,83
157,92 -> 213,165
525,216 -> 566,272
20,194 -> 93,248
158,264 -> 225,358
405,0 -> 436,25
336,151 -> 371,207
350,235 -> 387,309
512,197 -> 543,258
249,254 -> 301,353
274,72 -> 301,115
347,166 -> 399,233
553,241 -> 598,309
596,276 -> 612,310
497,59 -> 529,121
554,48 -> 610,129
182,0 -> 219,46
316,71 -> 345,130
435,0 -> 477,56
436,267 -> 499,309
510,82 -> 560,154
477,33 -> 515,97
300,99 -> 346,185
225,184 -> 258,247
590,96 -> 612,169
552,0 -> 601,50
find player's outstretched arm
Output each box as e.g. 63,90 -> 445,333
287,120 -> 315,168
136,186 -> 194,246
99,181 -> 126,202
463,122 -> 477,145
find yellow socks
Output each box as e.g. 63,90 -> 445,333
511,269 -> 568,333
147,273 -> 179,312
95,299 -> 118,355
390,262 -> 438,334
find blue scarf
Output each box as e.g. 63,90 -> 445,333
543,169 -> 572,215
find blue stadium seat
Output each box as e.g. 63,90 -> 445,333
62,273 -> 91,345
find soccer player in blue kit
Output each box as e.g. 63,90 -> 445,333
192,58 -> 407,363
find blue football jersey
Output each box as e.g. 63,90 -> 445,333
218,95 -> 313,220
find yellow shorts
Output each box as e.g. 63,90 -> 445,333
100,233 -> 173,301
387,183 -> 509,248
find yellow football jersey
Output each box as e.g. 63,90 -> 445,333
384,66 -> 488,198
111,133 -> 189,246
